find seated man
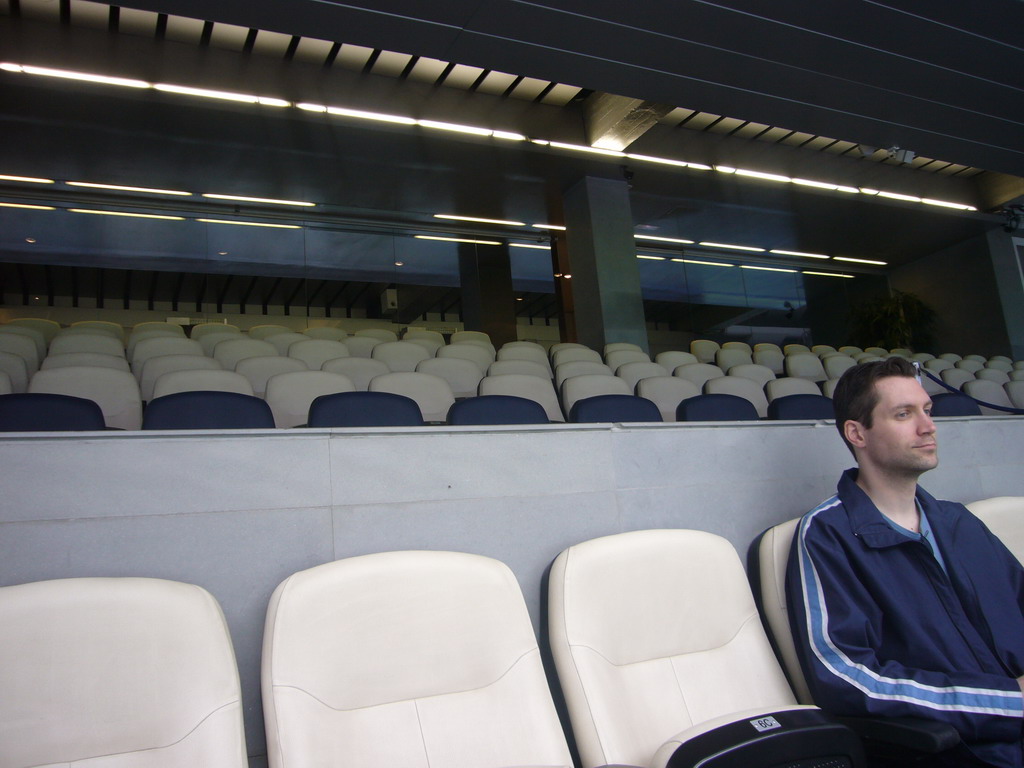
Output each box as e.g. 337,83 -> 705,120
786,357 -> 1024,767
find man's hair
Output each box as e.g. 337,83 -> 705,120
832,357 -> 919,453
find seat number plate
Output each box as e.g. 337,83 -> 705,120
750,715 -> 782,732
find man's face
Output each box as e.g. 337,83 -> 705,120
852,375 -> 938,478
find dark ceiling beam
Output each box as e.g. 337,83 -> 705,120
123,269 -> 132,310
262,277 -> 282,314
346,282 -> 373,317
325,281 -> 350,318
105,0 -> 1024,176
43,264 -> 54,306
216,274 -> 233,313
283,279 -> 305,316
171,271 -> 184,311
194,273 -> 207,313
147,271 -> 158,311
239,275 -> 259,314
584,92 -> 674,151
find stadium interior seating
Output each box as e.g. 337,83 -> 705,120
1,319 -> 1021,430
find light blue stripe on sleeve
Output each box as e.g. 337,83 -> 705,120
796,501 -> 1024,717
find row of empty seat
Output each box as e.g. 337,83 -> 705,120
9,496 -> 1019,768
2,319 -> 1021,428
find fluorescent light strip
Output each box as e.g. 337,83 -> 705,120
154,83 -> 289,107
68,181 -> 191,196
197,218 -> 301,229
0,174 -> 55,184
532,223 -> 566,231
804,271 -> 854,278
0,202 -> 56,210
70,208 -> 184,220
203,193 -> 315,207
672,258 -> 733,267
434,214 -> 525,226
415,235 -> 502,245
699,241 -> 766,252
4,63 -> 149,88
877,191 -> 921,203
922,198 -> 977,211
740,265 -> 797,273
769,249 -> 830,259
636,254 -> 666,260
634,234 -> 696,244
418,120 -> 492,136
733,168 -> 792,183
625,153 -> 711,171
3,61 -> 982,216
324,105 -> 416,125
548,141 -> 625,158
833,256 -> 888,265
791,178 -> 839,190
509,243 -> 550,250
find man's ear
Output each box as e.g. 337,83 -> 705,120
844,419 -> 868,449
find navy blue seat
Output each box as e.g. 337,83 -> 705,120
0,393 -> 106,431
930,391 -> 982,416
767,394 -> 835,420
307,391 -> 424,427
142,390 -> 275,429
676,393 -> 759,422
568,394 -> 663,423
446,395 -> 549,425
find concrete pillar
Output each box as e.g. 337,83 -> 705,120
562,176 -> 648,352
458,242 -> 517,347
987,230 -> 1024,360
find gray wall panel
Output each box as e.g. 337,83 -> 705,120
1,417 -> 1022,764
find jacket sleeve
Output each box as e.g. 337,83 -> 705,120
786,509 -> 1024,744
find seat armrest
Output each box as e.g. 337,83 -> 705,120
837,716 -> 961,754
653,706 -> 865,768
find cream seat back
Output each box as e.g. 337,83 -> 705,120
213,338 -> 279,369
368,371 -> 455,422
436,342 -> 494,373
605,349 -> 650,370
372,340 -> 433,371
636,375 -> 700,421
967,497 -> 1024,564
0,577 -> 247,768
130,336 -> 204,375
288,338 -> 350,370
752,519 -> 814,703
654,350 -> 698,370
5,317 -> 61,343
0,351 -> 30,393
321,356 -> 390,390
140,354 -> 223,401
0,325 -> 46,363
266,332 -> 310,355
549,529 -> 801,768
416,356 -> 484,398
127,327 -> 187,361
235,355 -> 309,397
50,332 -> 125,358
302,326 -> 349,342
264,370 -> 355,428
478,374 -> 563,422
29,366 -> 142,429
262,551 -> 573,768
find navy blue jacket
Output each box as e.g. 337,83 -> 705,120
786,469 -> 1024,767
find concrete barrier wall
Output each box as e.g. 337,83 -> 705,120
2,417 -> 1022,764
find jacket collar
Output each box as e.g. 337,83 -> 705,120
837,467 -> 943,549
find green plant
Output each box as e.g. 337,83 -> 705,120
850,291 -> 935,351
